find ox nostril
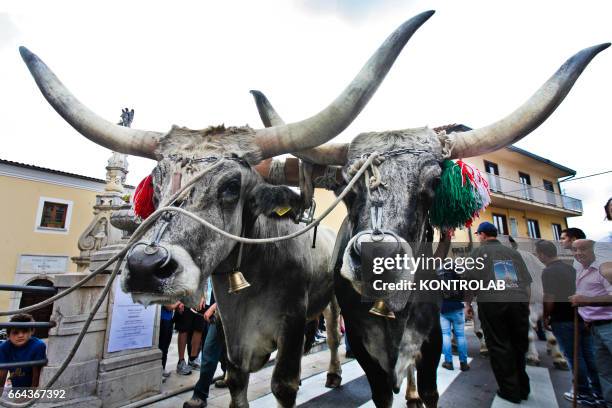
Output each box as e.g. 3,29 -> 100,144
154,257 -> 178,279
127,244 -> 177,281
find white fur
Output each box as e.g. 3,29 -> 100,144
122,244 -> 203,307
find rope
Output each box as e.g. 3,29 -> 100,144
0,256 -> 124,408
0,160 -> 228,316
313,166 -> 341,190
1,154 -> 378,312
0,153 -> 381,407
152,153 -> 374,244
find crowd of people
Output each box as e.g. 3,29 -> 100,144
441,197 -> 612,407
1,199 -> 610,408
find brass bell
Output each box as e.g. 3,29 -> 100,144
369,299 -> 395,319
228,270 -> 251,294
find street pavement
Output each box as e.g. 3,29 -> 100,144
145,324 -> 575,408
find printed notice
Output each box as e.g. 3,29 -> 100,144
107,279 -> 157,352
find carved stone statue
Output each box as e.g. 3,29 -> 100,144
72,108 -> 134,271
117,107 -> 134,128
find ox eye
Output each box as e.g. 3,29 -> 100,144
219,179 -> 241,203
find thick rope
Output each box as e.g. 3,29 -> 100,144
0,160 -> 227,316
0,154 -> 377,313
0,154 -> 380,407
0,155 -> 381,407
0,256 -> 124,408
152,153 -> 378,244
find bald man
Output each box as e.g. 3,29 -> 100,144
570,239 -> 612,407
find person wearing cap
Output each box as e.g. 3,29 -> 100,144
463,221 -> 533,403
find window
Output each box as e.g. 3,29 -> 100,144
519,172 -> 533,200
35,197 -> 73,234
484,161 -> 499,175
492,213 -> 508,235
543,179 -> 557,205
543,180 -> 554,192
40,202 -> 68,228
552,223 -> 562,241
509,217 -> 519,237
484,161 -> 500,192
527,219 -> 541,239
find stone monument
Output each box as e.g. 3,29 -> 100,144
41,109 -> 162,407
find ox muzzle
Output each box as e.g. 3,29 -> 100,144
126,242 -> 178,291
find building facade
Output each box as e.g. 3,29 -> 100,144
454,145 -> 581,243
0,159 -> 106,322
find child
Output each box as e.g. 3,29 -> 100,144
0,314 -> 47,391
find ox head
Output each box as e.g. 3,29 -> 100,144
252,41 -> 609,387
253,41 -> 609,282
19,11 -> 435,307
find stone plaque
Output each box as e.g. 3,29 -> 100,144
107,279 -> 156,352
17,255 -> 69,274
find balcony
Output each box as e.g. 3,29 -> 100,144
486,174 -> 582,215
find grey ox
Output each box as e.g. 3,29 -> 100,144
19,11 -> 436,408
252,37 -> 609,407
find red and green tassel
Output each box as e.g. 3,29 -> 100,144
429,160 -> 490,229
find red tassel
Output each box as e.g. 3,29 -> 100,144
134,175 -> 155,219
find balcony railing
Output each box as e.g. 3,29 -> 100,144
485,174 -> 582,213
496,235 -> 574,258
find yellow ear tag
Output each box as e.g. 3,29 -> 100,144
274,207 -> 291,216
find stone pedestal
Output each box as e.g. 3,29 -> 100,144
94,245 -> 162,408
40,247 -> 162,407
38,273 -> 109,407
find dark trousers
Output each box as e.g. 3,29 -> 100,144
187,323 -> 209,360
193,321 -> 223,401
159,319 -> 174,369
551,320 -> 602,396
478,301 -> 530,401
217,321 -> 228,373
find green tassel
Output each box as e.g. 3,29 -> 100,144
430,160 -> 481,229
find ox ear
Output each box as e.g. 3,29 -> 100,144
248,184 -> 303,218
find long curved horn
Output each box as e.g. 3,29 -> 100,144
449,43 -> 610,159
250,90 -> 349,165
19,47 -> 163,159
253,10 -> 435,159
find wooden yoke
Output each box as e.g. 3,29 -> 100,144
254,158 -> 343,189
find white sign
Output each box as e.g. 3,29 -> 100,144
17,255 -> 69,274
107,279 -> 157,353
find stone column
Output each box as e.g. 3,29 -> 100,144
72,152 -> 130,272
93,208 -> 162,408
93,240 -> 162,406
42,109 -> 162,407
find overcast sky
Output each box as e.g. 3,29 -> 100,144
1,0 -> 610,238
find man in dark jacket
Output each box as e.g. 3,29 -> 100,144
464,222 -> 532,403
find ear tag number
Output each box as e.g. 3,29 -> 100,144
275,207 -> 291,216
